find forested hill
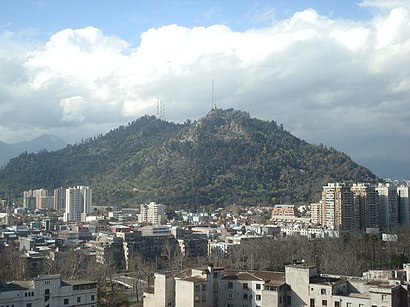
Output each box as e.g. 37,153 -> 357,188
0,108 -> 377,208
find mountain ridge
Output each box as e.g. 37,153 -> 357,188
0,109 -> 377,207
0,134 -> 68,167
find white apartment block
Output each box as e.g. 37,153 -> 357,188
0,274 -> 97,307
144,265 -> 286,307
144,263 -> 410,307
64,186 -> 92,222
138,202 -> 166,224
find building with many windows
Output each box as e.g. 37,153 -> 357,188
144,263 -> 410,307
376,183 -> 399,231
0,274 -> 97,307
63,186 -> 92,222
138,202 -> 166,224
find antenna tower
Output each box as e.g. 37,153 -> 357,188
156,99 -> 166,120
161,101 -> 166,121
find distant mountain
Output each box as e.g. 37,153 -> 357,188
0,109 -> 377,207
0,134 -> 68,167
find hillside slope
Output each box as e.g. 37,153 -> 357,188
0,109 -> 377,207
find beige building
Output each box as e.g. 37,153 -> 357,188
64,186 -> 92,222
272,204 -> 297,217
138,201 -> 166,224
310,202 -> 322,225
0,274 -> 97,307
144,263 -> 410,307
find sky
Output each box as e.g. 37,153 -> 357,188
1,0 -> 410,179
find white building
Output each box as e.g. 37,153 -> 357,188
64,186 -> 92,222
144,263 -> 410,307
0,274 -> 97,307
138,202 -> 166,224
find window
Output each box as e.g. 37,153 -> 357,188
91,294 -> 95,301
64,299 -> 69,305
44,295 -> 49,302
359,304 -> 364,307
195,285 -> 200,292
214,272 -> 218,278
382,294 -> 388,301
256,284 -> 261,290
45,289 -> 50,295
77,297 -> 81,303
202,284 -> 207,291
26,304 -> 32,307
346,303 -> 352,307
202,294 -> 206,302
195,295 -> 200,303
243,283 -> 248,289
322,300 -> 327,306
243,294 -> 248,300
310,298 -> 315,307
287,295 -> 291,305
228,282 -> 233,289
227,293 -> 233,300
335,301 -> 340,307
321,289 -> 326,295
256,294 -> 261,301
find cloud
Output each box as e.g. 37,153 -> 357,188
0,5 -> 410,177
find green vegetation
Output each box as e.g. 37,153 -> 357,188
0,108 -> 377,207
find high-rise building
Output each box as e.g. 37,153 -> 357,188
54,187 -> 66,211
397,185 -> 410,226
64,186 -> 92,222
321,183 -> 352,231
376,183 -> 398,231
23,189 -> 48,209
138,202 -> 166,224
351,183 -> 378,231
310,202 -> 322,225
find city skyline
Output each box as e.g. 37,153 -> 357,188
1,0 -> 410,178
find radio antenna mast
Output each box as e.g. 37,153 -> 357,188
212,79 -> 217,110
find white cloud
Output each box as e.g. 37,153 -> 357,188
0,6 -> 410,175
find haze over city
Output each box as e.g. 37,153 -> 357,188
1,0 -> 410,178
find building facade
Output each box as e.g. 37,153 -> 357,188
0,274 -> 97,307
144,264 -> 410,307
138,202 -> 166,224
64,186 -> 92,222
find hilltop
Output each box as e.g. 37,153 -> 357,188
0,109 -> 377,207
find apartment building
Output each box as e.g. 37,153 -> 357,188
319,183 -> 409,232
64,186 -> 92,222
138,202 -> 166,224
351,183 -> 378,230
397,185 -> 410,225
272,205 -> 297,217
0,274 -> 97,307
53,187 -> 66,211
144,264 -> 286,307
321,183 -> 352,231
376,184 -> 399,231
144,263 -> 410,307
